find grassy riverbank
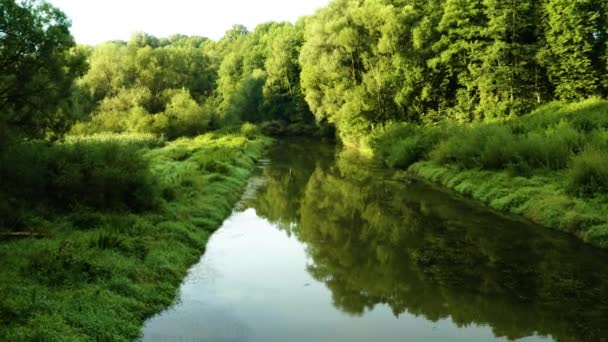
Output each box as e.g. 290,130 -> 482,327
0,131 -> 271,341
371,99 -> 608,249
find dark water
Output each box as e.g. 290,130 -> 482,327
141,140 -> 608,342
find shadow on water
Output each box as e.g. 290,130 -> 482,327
245,138 -> 608,342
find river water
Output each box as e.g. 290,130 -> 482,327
141,140 -> 608,342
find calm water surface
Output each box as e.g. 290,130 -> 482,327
142,140 -> 608,342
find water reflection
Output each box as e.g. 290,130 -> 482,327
246,139 -> 608,342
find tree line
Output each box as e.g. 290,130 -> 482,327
300,0 -> 608,143
1,0 -> 607,145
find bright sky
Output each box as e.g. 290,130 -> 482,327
46,0 -> 330,45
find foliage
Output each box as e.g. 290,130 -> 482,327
71,22 -> 324,137
0,0 -> 87,144
154,89 -> 210,139
370,122 -> 447,168
538,0 -> 608,100
373,99 -> 606,173
0,138 -> 160,228
213,21 -> 317,128
299,0 -> 608,143
0,132 -> 272,340
567,148 -> 608,197
240,122 -> 259,140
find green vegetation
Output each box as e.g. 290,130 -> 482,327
299,0 -> 608,145
370,99 -> 608,248
2,0 -> 608,339
0,131 -> 271,340
0,0 -> 87,145
68,22 -> 328,138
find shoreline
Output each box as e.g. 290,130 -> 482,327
408,161 -> 608,249
0,132 -> 273,341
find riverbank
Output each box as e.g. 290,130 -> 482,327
0,131 -> 272,340
370,99 -> 608,249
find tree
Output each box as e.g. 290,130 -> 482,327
475,0 -> 546,117
262,22 -> 314,123
82,42 -> 134,102
538,0 -> 607,100
430,0 -> 488,121
0,0 -> 86,144
300,0 -> 433,143
159,88 -> 210,138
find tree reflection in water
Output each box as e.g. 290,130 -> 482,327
245,140 -> 608,342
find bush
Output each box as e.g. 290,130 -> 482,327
429,124 -> 505,169
429,120 -> 585,172
240,122 -> 259,140
0,140 -> 159,228
161,89 -> 211,139
567,149 -> 608,197
371,122 -> 447,169
47,142 -> 159,210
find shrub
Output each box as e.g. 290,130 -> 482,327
429,124 -> 502,168
478,126 -> 518,169
0,140 -> 160,227
162,89 -> 211,139
46,142 -> 159,211
240,122 -> 259,140
567,149 -> 608,197
371,122 -> 447,169
428,120 -> 585,172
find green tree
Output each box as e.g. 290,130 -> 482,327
474,0 -> 546,117
430,0 -> 488,121
0,0 -> 86,144
300,0 -> 435,143
538,0 -> 608,100
157,88 -> 210,138
81,42 -> 135,101
263,22 -> 313,123
77,33 -> 217,135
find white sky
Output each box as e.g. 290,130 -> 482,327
46,0 -> 330,45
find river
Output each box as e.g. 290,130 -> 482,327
141,139 -> 608,342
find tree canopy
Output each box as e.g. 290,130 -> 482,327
0,0 -> 86,145
3,0 -> 608,144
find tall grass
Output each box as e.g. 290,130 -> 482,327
64,132 -> 166,148
429,121 -> 585,172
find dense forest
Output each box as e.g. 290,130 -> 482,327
3,0 -> 608,146
1,0 -> 608,340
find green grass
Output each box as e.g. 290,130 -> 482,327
0,131 -> 272,341
409,162 -> 608,248
371,99 -> 608,249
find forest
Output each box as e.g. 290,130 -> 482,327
1,0 -> 608,340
